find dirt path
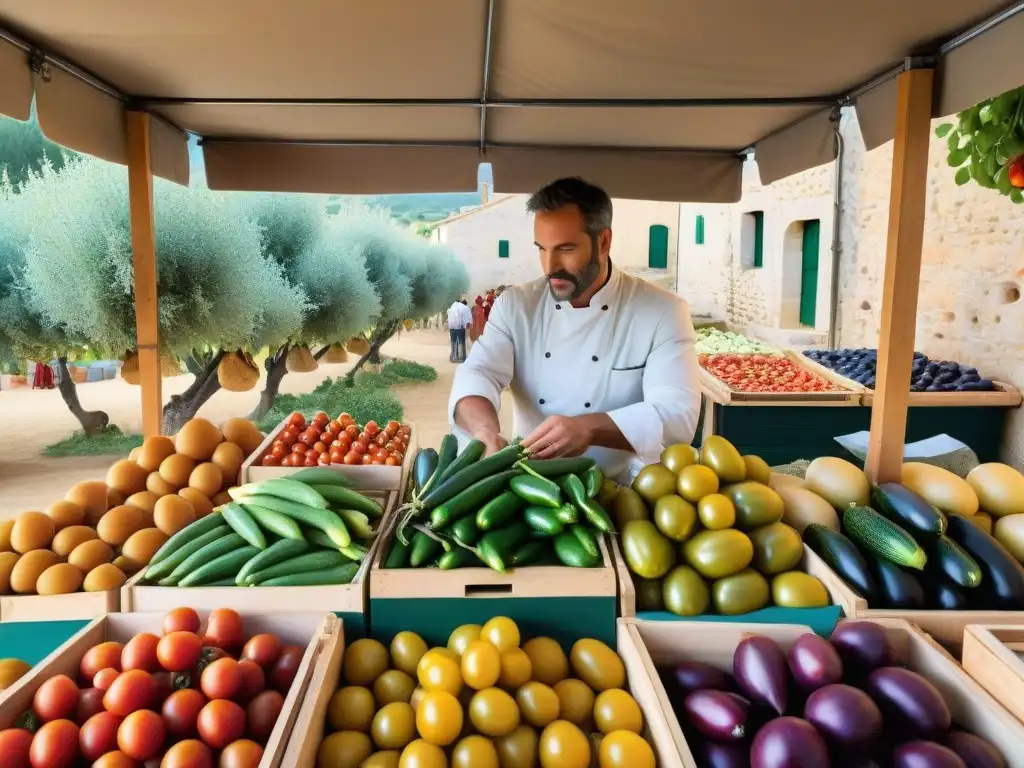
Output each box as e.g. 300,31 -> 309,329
0,331 -> 511,517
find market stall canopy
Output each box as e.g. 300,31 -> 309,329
0,1 -> 1021,199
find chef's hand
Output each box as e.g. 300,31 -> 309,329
473,428 -> 509,457
522,415 -> 591,459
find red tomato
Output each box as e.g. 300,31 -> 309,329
197,700 -> 245,750
328,419 -> 343,434
162,608 -> 201,635
328,449 -> 344,464
117,710 -> 164,761
235,661 -> 265,705
200,658 -> 241,701
361,454 -> 373,465
261,455 -> 280,467
384,456 -> 399,466
90,669 -> 118,694
240,635 -> 281,669
80,643 -> 122,685
103,671 -> 155,717
375,433 -> 388,447
0,727 -> 32,768
286,412 -> 305,428
298,431 -> 318,448
303,454 -> 318,467
74,688 -> 105,726
313,410 -> 329,424
280,430 -> 298,447
317,453 -> 331,466
91,751 -> 136,768
246,690 -> 284,742
161,739 -> 214,768
392,451 -> 404,463
364,420 -> 379,436
344,424 -> 360,439
33,675 -> 79,723
290,443 -> 306,455
161,688 -> 206,738
79,711 -> 122,762
206,610 -> 245,651
121,634 -> 160,673
342,451 -> 360,465
157,632 -> 203,672
313,441 -> 327,454
220,739 -> 264,768
269,646 -> 304,694
29,719 -> 78,768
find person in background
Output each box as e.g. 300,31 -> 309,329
446,298 -> 472,363
470,296 -> 487,343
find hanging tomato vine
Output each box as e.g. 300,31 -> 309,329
936,85 -> 1024,203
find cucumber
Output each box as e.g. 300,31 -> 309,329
418,434 -> 458,499
246,550 -> 348,585
803,524 -> 878,602
159,533 -> 246,586
872,483 -> 947,537
409,531 -> 444,567
240,502 -> 304,540
524,506 -> 565,537
144,524 -> 231,582
147,513 -> 225,568
259,562 -> 360,587
231,478 -> 328,509
476,492 -> 526,531
221,502 -> 268,550
286,467 -> 353,487
419,444 -> 523,511
570,524 -> 600,559
518,457 -> 596,478
413,448 -> 439,494
340,543 -> 368,562
946,514 -> 1024,609
335,508 -> 375,539
439,440 -> 486,483
384,537 -> 410,569
554,532 -> 599,567
555,503 -> 579,524
842,505 -> 927,570
236,539 -> 311,586
178,546 -> 260,587
478,522 -> 532,573
429,470 -> 521,529
201,577 -> 239,587
510,474 -> 562,509
308,485 -> 384,519
236,494 -> 350,548
583,466 -> 605,499
560,475 -> 615,533
869,553 -> 925,609
509,540 -> 552,568
933,534 -> 983,589
438,548 -> 479,570
451,516 -> 481,547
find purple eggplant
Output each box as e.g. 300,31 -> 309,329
671,661 -> 735,693
685,690 -> 751,741
867,667 -> 952,737
750,716 -> 830,768
695,737 -> 752,768
893,741 -> 967,768
734,635 -> 790,715
830,622 -> 896,672
788,634 -> 844,691
944,731 -> 1006,768
804,684 -> 882,749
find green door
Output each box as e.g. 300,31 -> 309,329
799,220 -> 820,327
648,224 -> 669,269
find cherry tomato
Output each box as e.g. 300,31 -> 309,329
329,449 -> 345,464
303,454 -> 318,467
80,642 -> 123,684
317,453 -> 331,466
200,658 -> 241,701
343,451 -> 360,465
75,688 -> 105,726
29,719 -> 79,768
121,634 -> 160,673
92,669 -> 119,692
79,711 -> 122,762
206,609 -> 245,651
240,634 -> 281,669
361,453 -> 373,465
342,424 -> 358,439
104,670 -> 157,717
337,434 -> 353,448
328,419 -> 343,434
161,739 -> 214,768
245,689 -> 284,742
220,739 -> 264,768
261,455 -> 281,467
313,410 -> 330,424
236,661 -> 265,704
163,608 -> 201,635
393,451 -> 404,463
364,420 -> 379,436
93,751 -> 136,768
385,456 -> 399,467
157,632 -> 203,672
375,434 -> 388,447
280,430 -> 298,447
291,443 -> 307,455
270,645 -> 304,694
34,675 -> 80,723
298,431 -> 318,448
0,727 -> 33,767
286,412 -> 305,428
117,709 -> 164,761
162,688 -> 206,738
371,457 -> 385,465
197,699 -> 246,750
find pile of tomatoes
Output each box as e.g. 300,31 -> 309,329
0,607 -> 304,768
700,353 -> 840,394
259,412 -> 411,468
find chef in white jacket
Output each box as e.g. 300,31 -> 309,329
448,177 -> 702,482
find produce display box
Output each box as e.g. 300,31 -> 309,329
609,536 -> 842,636
241,417 -> 418,492
0,610 -> 344,768
0,584 -> 122,623
861,380 -> 1022,407
623,617 -> 1024,768
368,514 -> 619,647
0,620 -> 89,666
699,350 -> 862,406
961,624 -> 1024,725
119,489 -> 399,639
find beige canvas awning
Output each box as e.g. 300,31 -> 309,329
0,0 -> 1020,198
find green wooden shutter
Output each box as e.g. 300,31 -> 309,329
799,220 -> 820,326
695,215 -> 705,245
498,239 -> 509,258
752,212 -> 764,268
648,224 -> 669,269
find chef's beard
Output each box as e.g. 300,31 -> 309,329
547,240 -> 602,302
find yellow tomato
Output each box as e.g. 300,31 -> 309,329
410,686 -> 426,712
344,638 -> 390,687
495,724 -> 539,768
451,734 -> 500,768
593,689 -> 643,734
391,631 -> 429,677
516,681 -> 561,729
417,650 -> 463,696
0,659 -> 30,691
570,639 -> 625,692
522,637 -> 569,686
361,752 -> 401,768
469,687 -> 521,738
480,616 -> 521,653
462,640 -> 502,690
327,686 -> 376,732
375,669 -> 417,706
553,679 -> 595,728
372,702 -> 417,750
539,720 -> 590,768
448,624 -> 483,657
415,690 -> 463,747
317,731 -> 372,768
399,739 -> 448,768
598,730 -> 655,768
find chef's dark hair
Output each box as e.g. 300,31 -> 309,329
526,177 -> 613,237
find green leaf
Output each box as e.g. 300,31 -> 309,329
1011,188 -> 1024,204
935,123 -> 954,138
971,161 -> 995,188
954,166 -> 972,186
985,153 -> 999,178
947,131 -> 962,153
959,108 -> 981,135
995,166 -> 1013,195
947,149 -> 969,167
1003,134 -> 1024,158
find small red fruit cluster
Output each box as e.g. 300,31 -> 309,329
701,354 -> 839,394
260,411 -> 411,468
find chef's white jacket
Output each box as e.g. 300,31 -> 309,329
448,266 -> 702,481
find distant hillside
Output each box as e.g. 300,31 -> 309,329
326,192 -> 483,225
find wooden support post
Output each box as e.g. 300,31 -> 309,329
864,65 -> 935,483
126,111 -> 163,438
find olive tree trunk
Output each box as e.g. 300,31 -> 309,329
344,320 -> 401,384
56,357 -> 110,435
162,349 -> 225,434
249,344 -> 290,423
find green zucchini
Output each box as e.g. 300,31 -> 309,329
159,532 -> 246,586
555,503 -> 579,524
583,465 -> 605,498
231,478 -> 328,509
246,550 -> 348,585
518,457 -> 596,478
303,527 -> 338,550
307,485 -> 384,519
259,562 -> 360,587
429,470 -> 521,529
451,516 -> 481,547
409,531 -> 444,567
335,508 -> 375,540
240,503 -> 304,540
570,524 -> 600,559
286,467 -> 353,487
478,522 -> 532,573
201,577 -> 239,587
236,494 -> 350,548
524,507 -> 565,537
509,540 -> 552,568
413,448 -> 439,494
221,502 -> 268,550
803,524 -> 878,601
438,548 -> 479,570
476,492 -> 526,531
558,475 -> 615,533
872,483 -> 946,537
932,534 -> 983,589
842,505 -> 927,570
946,514 -> 1024,610
417,434 -> 458,500
510,474 -> 562,509
236,539 -> 311,586
144,524 -> 231,582
554,532 -> 599,568
178,546 -> 260,587
418,444 -> 523,511
147,513 -> 225,567
439,440 -> 486,483
340,542 -> 368,562
384,537 -> 411,569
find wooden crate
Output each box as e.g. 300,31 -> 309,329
962,624 -> 1024,725
625,617 -> 1024,768
120,490 -> 398,637
699,350 -> 862,406
863,380 -> 1022,407
0,586 -> 121,623
0,610 -> 344,768
242,418 -> 418,492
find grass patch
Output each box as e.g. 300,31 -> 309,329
45,426 -> 143,458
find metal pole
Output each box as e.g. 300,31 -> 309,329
479,0 -> 496,152
827,108 -> 845,351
